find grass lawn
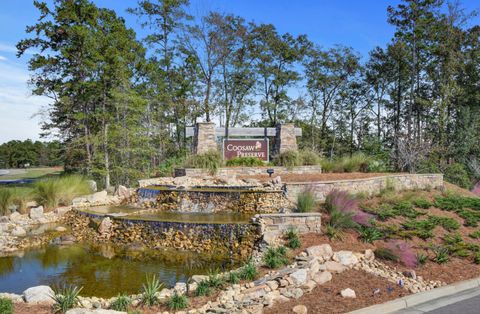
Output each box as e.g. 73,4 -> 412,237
0,167 -> 63,180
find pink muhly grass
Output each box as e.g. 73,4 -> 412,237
325,189 -> 374,226
472,182 -> 480,196
353,210 -> 375,227
386,240 -> 417,268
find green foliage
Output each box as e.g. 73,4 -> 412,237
0,297 -> 13,314
412,198 -> 433,209
444,163 -> 472,189
195,280 -> 211,296
264,246 -> 289,269
273,150 -> 301,168
428,216 -> 460,231
434,195 -> 480,211
110,294 -> 131,311
0,140 -> 63,168
285,228 -> 301,249
432,246 -> 450,264
374,204 -> 397,221
325,224 -> 343,240
320,153 -> 374,173
184,151 -> 223,175
226,157 -> 265,167
52,285 -> 83,314
207,270 -> 224,288
374,248 -> 399,262
167,292 -> 188,310
474,253 -> 480,265
402,219 -> 435,239
227,271 -> 240,284
298,149 -> 321,165
416,253 -> 428,265
469,230 -> 480,239
296,190 -> 316,212
239,260 -> 257,281
392,201 -> 422,218
157,156 -> 185,177
141,274 -> 163,306
0,189 -> 13,215
328,210 -> 358,230
358,226 -> 384,243
33,175 -> 91,209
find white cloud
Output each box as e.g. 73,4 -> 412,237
0,43 -> 17,54
0,59 -> 51,143
0,55 -> 6,61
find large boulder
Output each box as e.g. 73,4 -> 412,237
333,251 -> 359,267
324,261 -> 347,273
11,226 -> 27,237
9,212 -> 23,223
306,244 -> 333,260
23,285 -> 55,304
289,268 -> 308,285
312,271 -> 332,285
114,185 -> 131,200
29,206 -> 44,220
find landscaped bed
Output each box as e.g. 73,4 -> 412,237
240,172 -> 400,183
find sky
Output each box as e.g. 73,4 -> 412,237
0,0 -> 479,144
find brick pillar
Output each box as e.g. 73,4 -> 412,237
273,123 -> 298,156
193,122 -> 217,154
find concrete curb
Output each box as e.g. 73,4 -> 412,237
348,277 -> 480,314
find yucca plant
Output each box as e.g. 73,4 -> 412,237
51,285 -> 83,314
167,292 -> 188,310
141,274 -> 163,306
239,260 -> 257,281
195,280 -> 211,296
207,269 -> 224,288
110,294 -> 131,311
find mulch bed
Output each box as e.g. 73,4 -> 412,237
264,269 -> 410,314
240,172 -> 398,183
14,303 -> 51,314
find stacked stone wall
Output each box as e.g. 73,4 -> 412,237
171,165 -> 322,179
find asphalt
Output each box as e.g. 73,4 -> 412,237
394,287 -> 480,314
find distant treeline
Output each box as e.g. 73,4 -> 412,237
0,140 -> 63,168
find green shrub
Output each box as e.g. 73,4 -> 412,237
432,246 -> 450,264
328,209 -> 358,230
374,204 -> 397,221
428,216 -> 460,231
167,292 -> 188,310
444,163 -> 472,189
325,224 -> 343,240
195,280 -> 211,296
52,285 -> 83,313
319,159 -> 335,173
457,210 -> 480,227
207,270 -> 224,288
413,198 -> 433,209
0,297 -> 13,314
157,156 -> 185,177
374,248 -> 399,262
367,159 -> 388,172
273,150 -> 301,168
226,157 -> 265,167
239,260 -> 257,281
402,219 -> 436,239
298,149 -> 321,165
110,294 -> 131,311
33,175 -> 91,209
469,230 -> 480,239
264,246 -> 289,269
184,150 -> 223,175
285,228 -> 301,249
296,190 -> 316,212
340,153 -> 371,173
416,253 -> 428,265
141,274 -> 163,306
0,189 -> 13,215
227,271 -> 240,284
358,226 -> 384,243
392,201 -> 422,218
474,253 -> 480,264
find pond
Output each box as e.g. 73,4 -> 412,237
0,243 -> 238,298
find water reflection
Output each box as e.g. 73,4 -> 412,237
0,244 -> 236,297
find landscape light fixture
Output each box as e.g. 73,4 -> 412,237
267,169 -> 274,177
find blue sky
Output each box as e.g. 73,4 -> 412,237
0,0 -> 479,143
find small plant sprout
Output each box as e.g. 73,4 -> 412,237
285,228 -> 301,249
110,294 -> 131,311
239,260 -> 257,281
141,274 -> 163,306
51,285 -> 83,314
195,280 -> 211,296
167,292 -> 188,310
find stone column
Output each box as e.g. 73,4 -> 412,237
274,123 -> 298,156
193,122 -> 217,154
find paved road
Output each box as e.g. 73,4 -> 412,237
396,288 -> 480,314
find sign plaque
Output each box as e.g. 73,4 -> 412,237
223,139 -> 269,161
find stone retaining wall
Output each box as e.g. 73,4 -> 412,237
285,173 -> 443,202
253,213 -> 322,245
173,165 -> 322,178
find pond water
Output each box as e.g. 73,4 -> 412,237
83,206 -> 253,224
0,243 -> 237,297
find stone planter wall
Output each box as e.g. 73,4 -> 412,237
285,173 -> 443,202
172,165 -> 322,178
252,213 -> 322,245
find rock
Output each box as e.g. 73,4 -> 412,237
11,226 -> 26,237
402,270 -> 416,280
340,288 -> 356,298
66,309 -> 125,314
312,271 -> 332,285
191,275 -> 208,284
308,258 -> 321,275
364,249 -> 374,261
55,226 -> 67,232
9,212 -> 22,222
87,191 -> 108,204
29,206 -> 44,220
174,282 -> 187,294
98,217 -> 113,236
23,285 -> 55,304
55,207 -> 71,216
301,280 -> 316,292
26,201 -> 38,208
289,268 -> 308,285
266,280 -> 279,291
115,185 -> 130,199
293,305 -> 308,314
306,244 -> 333,260
324,261 -> 347,273
333,251 -> 358,267
272,176 -> 282,185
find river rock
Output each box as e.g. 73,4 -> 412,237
293,305 -> 308,314
66,309 -> 125,314
11,226 -> 26,237
340,288 -> 356,298
364,249 -> 374,261
23,285 -> 55,303
191,275 -> 208,284
289,268 -> 308,285
87,191 -> 108,204
306,244 -> 333,260
312,271 -> 332,285
29,206 -> 44,220
9,212 -> 22,222
115,185 -> 130,199
324,261 -> 347,273
333,251 -> 358,267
